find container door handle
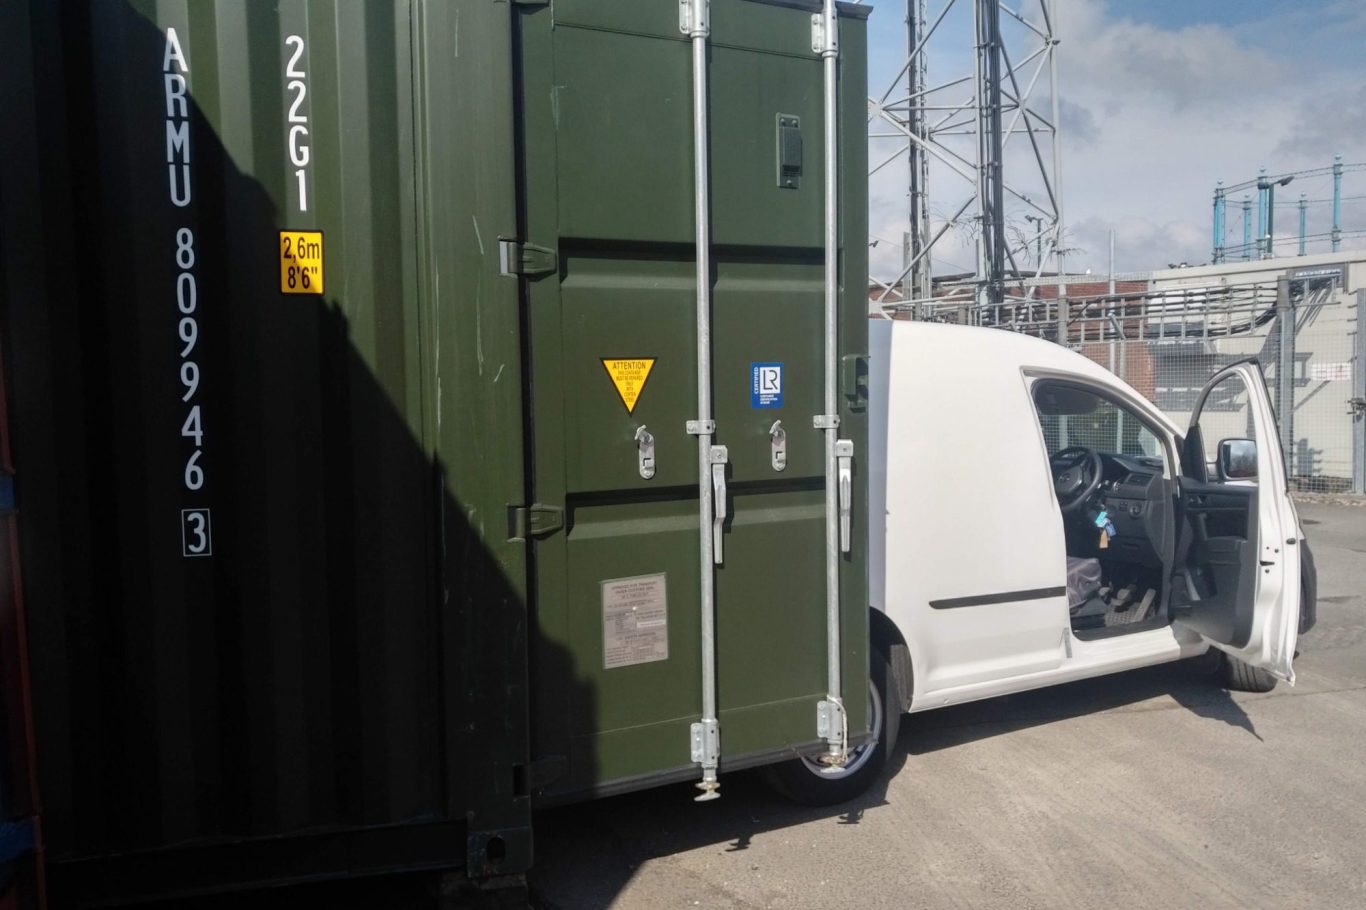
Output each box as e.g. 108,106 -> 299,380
769,420 -> 787,472
835,439 -> 853,553
635,425 -> 656,479
710,445 -> 729,564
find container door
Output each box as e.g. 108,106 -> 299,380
514,0 -> 867,796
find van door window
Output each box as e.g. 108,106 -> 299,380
1193,372 -> 1259,483
1036,390 -> 1164,460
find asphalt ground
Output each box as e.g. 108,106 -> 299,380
530,501 -> 1366,910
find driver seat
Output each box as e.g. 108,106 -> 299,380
1066,556 -> 1103,612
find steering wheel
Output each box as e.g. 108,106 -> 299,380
1050,445 -> 1104,514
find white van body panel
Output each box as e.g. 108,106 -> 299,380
869,321 -> 1305,713
869,321 -> 1210,712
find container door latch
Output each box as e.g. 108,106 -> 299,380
635,425 -> 656,480
835,439 -> 853,553
508,503 -> 564,541
710,445 -> 729,564
498,239 -> 557,278
769,421 -> 787,472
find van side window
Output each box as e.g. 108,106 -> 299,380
1035,385 -> 1162,459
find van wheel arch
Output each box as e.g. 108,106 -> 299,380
870,608 -> 913,714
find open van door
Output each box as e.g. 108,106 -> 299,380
1175,362 -> 1300,682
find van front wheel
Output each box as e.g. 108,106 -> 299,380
763,648 -> 900,806
1220,652 -> 1278,693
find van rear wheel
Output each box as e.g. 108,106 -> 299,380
763,648 -> 900,806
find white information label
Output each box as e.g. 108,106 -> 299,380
601,573 -> 669,669
1309,362 -> 1351,382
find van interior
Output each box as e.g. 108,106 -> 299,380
1033,382 -> 1176,640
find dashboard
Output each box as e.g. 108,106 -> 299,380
1094,453 -> 1167,567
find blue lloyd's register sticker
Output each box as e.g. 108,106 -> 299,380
751,362 -> 783,408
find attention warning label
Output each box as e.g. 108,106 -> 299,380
601,358 -> 656,413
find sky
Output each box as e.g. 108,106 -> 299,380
863,0 -> 1366,280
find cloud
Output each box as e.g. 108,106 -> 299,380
1069,215 -> 1209,273
1274,83 -> 1366,159
1063,13 -> 1286,112
865,0 -> 1365,278
1059,99 -> 1099,147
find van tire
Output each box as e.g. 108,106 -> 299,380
1220,652 -> 1278,693
1214,560 -> 1313,693
763,648 -> 900,806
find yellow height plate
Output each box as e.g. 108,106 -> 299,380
279,230 -> 324,295
601,358 -> 656,413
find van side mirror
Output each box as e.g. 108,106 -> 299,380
1217,438 -> 1257,480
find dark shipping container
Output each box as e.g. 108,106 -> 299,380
0,0 -> 871,904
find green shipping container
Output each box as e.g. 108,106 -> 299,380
0,0 -> 871,904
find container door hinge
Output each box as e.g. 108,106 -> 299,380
508,503 -> 564,540
518,755 -> 567,794
835,439 -> 853,553
498,239 -> 557,278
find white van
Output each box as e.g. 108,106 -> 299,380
768,320 -> 1317,804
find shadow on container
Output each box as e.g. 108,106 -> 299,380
0,1 -> 597,906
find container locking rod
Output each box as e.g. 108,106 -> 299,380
816,0 -> 845,763
682,0 -> 721,800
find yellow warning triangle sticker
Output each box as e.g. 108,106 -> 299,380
601,358 -> 656,413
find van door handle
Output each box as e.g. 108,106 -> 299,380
710,445 -> 729,564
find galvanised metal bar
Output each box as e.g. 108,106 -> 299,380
1048,0 -> 1066,339
908,0 -> 931,304
1333,154 -> 1344,253
1276,278 -> 1296,475
1257,173 -> 1269,259
1213,181 -> 1225,263
818,0 -> 847,764
974,0 -> 1006,307
683,0 -> 721,803
1299,194 -> 1308,256
1355,291 -> 1365,495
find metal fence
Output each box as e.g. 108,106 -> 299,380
917,279 -> 1366,494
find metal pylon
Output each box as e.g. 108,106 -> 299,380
868,0 -> 1066,318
